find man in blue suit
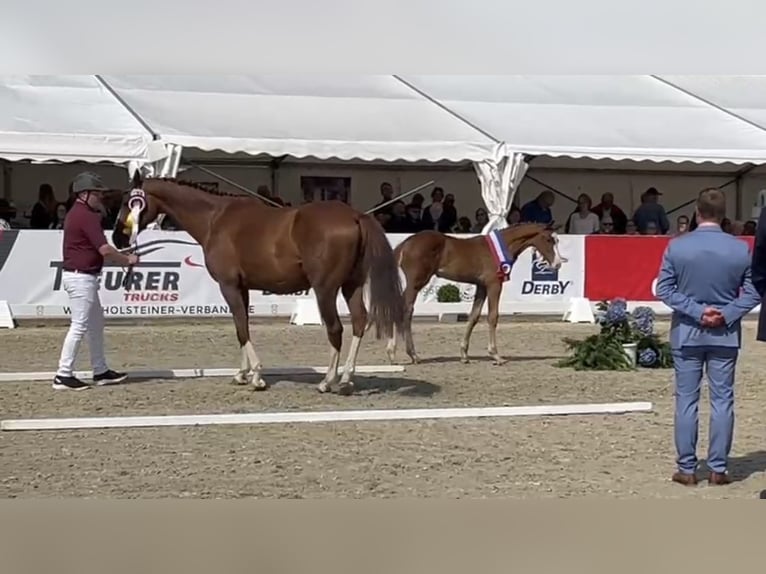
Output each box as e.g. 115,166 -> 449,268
656,188 -> 761,487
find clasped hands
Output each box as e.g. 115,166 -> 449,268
701,306 -> 724,328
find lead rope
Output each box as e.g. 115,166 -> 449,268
121,188 -> 146,291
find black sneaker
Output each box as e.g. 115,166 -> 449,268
52,375 -> 91,391
93,369 -> 128,386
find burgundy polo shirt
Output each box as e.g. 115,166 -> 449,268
62,201 -> 108,274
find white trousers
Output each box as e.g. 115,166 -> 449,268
56,271 -> 108,377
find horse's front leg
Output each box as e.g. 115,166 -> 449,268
220,283 -> 267,390
486,282 -> 506,366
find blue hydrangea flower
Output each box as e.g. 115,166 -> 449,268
631,306 -> 656,336
638,348 -> 658,367
605,299 -> 628,325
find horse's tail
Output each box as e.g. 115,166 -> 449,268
358,214 -> 405,340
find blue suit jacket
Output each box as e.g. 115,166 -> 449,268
655,225 -> 760,350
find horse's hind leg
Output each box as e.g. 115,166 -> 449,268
314,286 -> 344,394
219,282 -> 267,390
339,281 -> 368,395
460,284 -> 487,363
401,282 -> 423,364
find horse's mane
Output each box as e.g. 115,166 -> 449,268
151,177 -> 247,199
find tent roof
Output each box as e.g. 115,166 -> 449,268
0,75 -> 153,163
400,75 -> 766,165
100,75 -> 498,163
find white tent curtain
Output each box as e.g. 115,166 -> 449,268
475,146 -> 529,233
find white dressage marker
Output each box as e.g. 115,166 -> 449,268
0,402 -> 653,432
0,365 -> 404,383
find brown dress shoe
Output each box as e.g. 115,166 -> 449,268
672,471 -> 698,486
708,471 -> 731,486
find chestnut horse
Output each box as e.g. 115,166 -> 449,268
387,223 -> 563,365
112,173 -> 405,396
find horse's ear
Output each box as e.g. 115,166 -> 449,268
130,169 -> 143,189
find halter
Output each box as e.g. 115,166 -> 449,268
484,229 -> 515,282
122,187 -> 146,291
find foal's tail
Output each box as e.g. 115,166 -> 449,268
358,214 -> 405,340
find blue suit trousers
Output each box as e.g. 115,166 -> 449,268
671,346 -> 738,474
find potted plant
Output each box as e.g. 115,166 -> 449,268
436,283 -> 462,303
558,298 -> 673,371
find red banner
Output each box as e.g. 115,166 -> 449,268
584,235 -> 755,302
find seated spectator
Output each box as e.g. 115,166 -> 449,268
405,203 -> 426,232
454,216 -> 471,233
384,200 -> 413,233
674,214 -> 689,235
598,218 -> 615,234
632,187 -> 669,234
643,221 -> 660,235
565,193 -> 600,234
506,205 -> 521,225
730,220 -> 744,236
520,191 -> 555,224
30,183 -> 57,229
51,203 -> 67,229
743,220 -> 757,236
625,220 -> 639,235
472,208 -> 489,232
592,192 -> 628,234
422,187 -> 457,233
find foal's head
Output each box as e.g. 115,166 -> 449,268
517,223 -> 564,270
112,171 -> 161,249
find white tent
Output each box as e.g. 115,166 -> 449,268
99,75 -> 498,163
399,75 -> 766,165
0,75 -> 155,164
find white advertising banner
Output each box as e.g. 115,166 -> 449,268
0,230 -> 585,319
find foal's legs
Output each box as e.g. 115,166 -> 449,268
339,281 -> 368,395
486,282 -> 505,365
219,282 -> 267,390
387,273 -> 431,364
314,287 -> 344,394
459,284 -> 488,364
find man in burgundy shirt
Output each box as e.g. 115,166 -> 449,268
53,172 -> 139,391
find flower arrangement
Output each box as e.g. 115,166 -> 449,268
557,298 -> 673,371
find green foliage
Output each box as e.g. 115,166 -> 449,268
557,334 -> 634,371
436,284 -> 462,303
557,298 -> 674,371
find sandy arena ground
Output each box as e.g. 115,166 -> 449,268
1,318 -> 765,499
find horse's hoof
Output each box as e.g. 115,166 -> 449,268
337,382 -> 355,396
231,375 -> 248,386
317,381 -> 332,394
409,355 -> 420,365
492,359 -> 507,366
251,378 -> 268,391
460,357 -> 470,364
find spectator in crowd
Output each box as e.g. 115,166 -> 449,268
472,208 -> 489,232
633,187 -> 669,235
598,217 -> 615,234
410,192 -> 425,210
625,220 -> 639,235
674,214 -> 690,236
373,182 -> 394,216
0,198 -> 16,227
721,217 -> 732,234
730,220 -> 745,236
404,201 -> 425,230
456,216 -> 472,233
592,192 -> 628,234
384,200 -> 412,233
506,205 -> 521,225
743,220 -> 757,236
52,203 -> 68,229
520,191 -> 555,224
422,187 -> 456,233
374,211 -> 390,229
30,183 -> 58,229
565,193 -> 600,234
644,221 -> 660,235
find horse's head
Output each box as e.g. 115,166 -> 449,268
526,223 -> 564,270
112,171 -> 161,250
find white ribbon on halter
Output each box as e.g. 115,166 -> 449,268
125,188 -> 146,249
